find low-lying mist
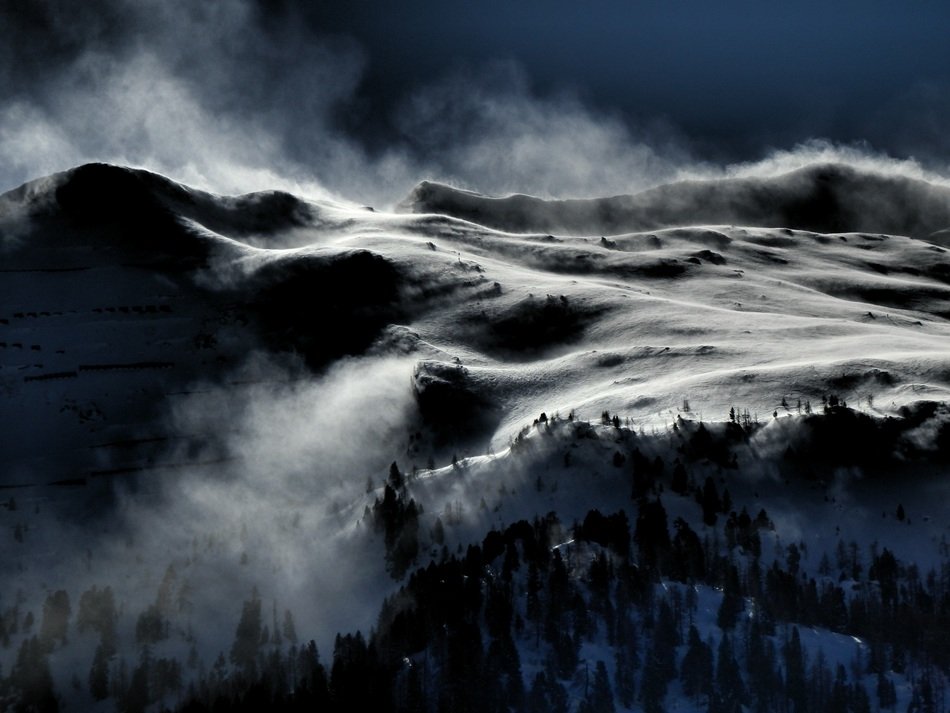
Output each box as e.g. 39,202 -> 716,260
2,353 -> 419,668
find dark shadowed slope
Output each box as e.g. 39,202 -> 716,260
0,165 -> 413,484
400,163 -> 950,239
0,163 -> 316,268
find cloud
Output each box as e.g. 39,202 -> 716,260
121,352 -> 419,650
6,0 -> 949,212
6,352 -> 420,663
392,61 -> 690,199
0,0 -> 694,206
0,53 -> 321,198
0,1 -> 369,201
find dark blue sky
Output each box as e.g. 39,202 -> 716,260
312,0 -> 950,162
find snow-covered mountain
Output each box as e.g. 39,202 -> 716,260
1,162 -> 949,712
4,162 -> 950,484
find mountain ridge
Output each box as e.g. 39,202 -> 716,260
5,160 -> 950,485
400,163 -> 950,240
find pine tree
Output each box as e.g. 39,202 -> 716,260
671,460 -> 689,495
634,497 -> 671,573
231,589 -> 262,675
852,679 -> 872,713
784,626 -> 807,713
79,585 -> 117,654
388,461 -> 404,490
282,609 -> 298,645
876,671 -> 897,710
614,645 -> 636,709
432,516 -> 445,545
641,602 -> 678,712
672,517 -> 706,582
701,477 -> 721,527
123,648 -> 151,713
527,672 -> 548,713
826,664 -> 849,713
134,604 -> 168,645
641,652 -> 668,713
681,624 -> 713,701
584,660 -> 615,713
39,590 -> 70,651
331,632 -> 374,710
9,635 -> 58,713
389,498 -> 420,577
746,617 -> 775,712
720,488 -> 732,516
297,640 -> 329,705
89,643 -> 110,700
716,565 -> 744,630
716,634 -> 745,711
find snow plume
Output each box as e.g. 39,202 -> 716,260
901,403 -> 950,455
392,61 -> 688,199
5,353 -> 418,665
712,138 -> 950,187
8,1 -> 947,209
0,1 -> 365,202
131,353 -> 416,647
0,0 -> 689,207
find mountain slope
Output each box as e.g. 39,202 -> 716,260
3,162 -> 950,713
4,163 -> 950,486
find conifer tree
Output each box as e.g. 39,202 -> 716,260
784,626 -> 807,713
580,660 -> 614,713
230,589 -> 262,675
388,461 -> 404,490
39,590 -> 70,651
89,643 -> 110,701
671,460 -> 689,495
681,624 -> 714,701
716,634 -> 745,711
876,671 -> 897,710
9,635 -> 58,713
701,477 -> 721,527
716,565 -> 744,630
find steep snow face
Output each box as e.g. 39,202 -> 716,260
4,162 -> 950,485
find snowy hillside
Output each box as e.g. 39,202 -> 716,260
1,162 -> 950,712
4,162 -> 950,485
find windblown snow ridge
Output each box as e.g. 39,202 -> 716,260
7,161 -> 950,486
401,163 -> 950,239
